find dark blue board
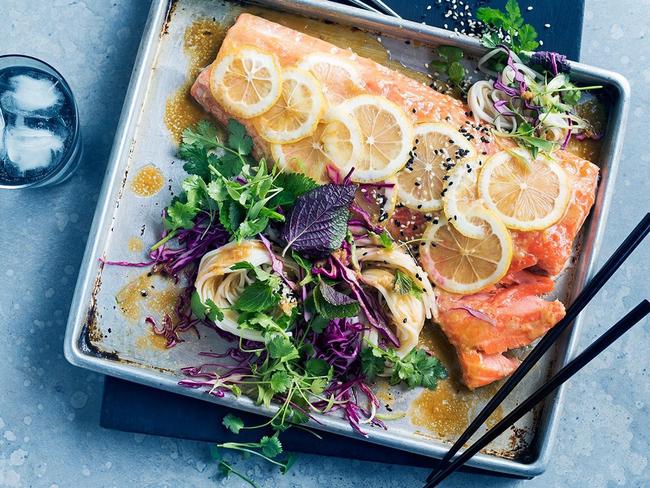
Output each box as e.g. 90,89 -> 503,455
100,0 -> 585,474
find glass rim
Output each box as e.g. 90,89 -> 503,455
0,53 -> 81,189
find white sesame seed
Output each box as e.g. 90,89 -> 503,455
544,23 -> 551,28
527,6 -> 533,11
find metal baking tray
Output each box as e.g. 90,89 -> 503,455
64,0 -> 629,477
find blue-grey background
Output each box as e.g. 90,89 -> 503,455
0,0 -> 648,487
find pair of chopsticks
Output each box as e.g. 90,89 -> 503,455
346,0 -> 402,19
425,212 -> 650,487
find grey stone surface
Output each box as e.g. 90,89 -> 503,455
0,1 -> 647,487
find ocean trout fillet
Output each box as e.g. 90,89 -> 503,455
191,13 -> 496,157
436,271 -> 566,389
190,13 -> 598,389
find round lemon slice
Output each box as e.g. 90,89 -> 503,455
478,150 -> 571,231
396,122 -> 476,212
338,95 -> 414,183
254,68 -> 326,144
442,158 -> 485,239
271,107 -> 362,184
420,207 -> 512,294
298,53 -> 364,106
209,47 -> 282,119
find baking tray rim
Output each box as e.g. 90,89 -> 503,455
63,0 -> 630,478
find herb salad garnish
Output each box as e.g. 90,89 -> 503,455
431,0 -> 601,159
113,119 -> 447,486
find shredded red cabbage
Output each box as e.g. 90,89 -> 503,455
312,318 -> 364,374
149,217 -> 229,279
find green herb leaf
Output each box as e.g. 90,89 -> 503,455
227,119 -> 253,156
270,370 -> 292,394
269,172 -> 319,208
267,335 -> 299,361
305,358 -> 330,377
393,269 -> 423,299
233,280 -> 279,313
448,61 -> 466,84
191,291 -> 225,322
313,282 -> 360,319
260,434 -> 283,458
438,45 -> 464,62
377,230 -> 394,250
164,200 -> 198,231
360,347 -> 386,381
309,316 -> 329,333
222,413 -> 245,434
362,343 -> 448,389
477,0 -> 538,53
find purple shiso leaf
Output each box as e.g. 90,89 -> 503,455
449,306 -> 497,327
258,233 -> 297,290
282,184 -> 357,258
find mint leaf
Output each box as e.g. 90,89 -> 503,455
222,413 -> 244,434
282,184 -> 357,257
233,280 -> 278,313
314,282 -> 360,319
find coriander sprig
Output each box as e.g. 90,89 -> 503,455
477,0 -> 539,53
155,119 -> 318,249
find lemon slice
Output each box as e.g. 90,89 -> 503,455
420,207 -> 512,294
209,47 -> 282,119
338,95 -> 414,183
478,151 -> 571,231
298,53 -> 363,106
442,158 -> 485,239
254,68 -> 326,144
395,122 -> 476,212
271,108 -> 362,184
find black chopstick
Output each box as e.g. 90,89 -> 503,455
425,299 -> 650,487
427,212 -> 650,482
